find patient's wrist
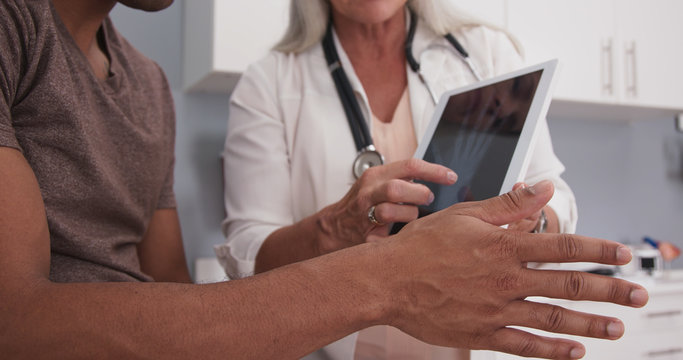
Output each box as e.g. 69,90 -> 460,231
338,241 -> 398,328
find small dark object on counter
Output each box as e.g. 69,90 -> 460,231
586,268 -> 616,276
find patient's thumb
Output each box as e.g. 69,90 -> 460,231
478,180 -> 554,226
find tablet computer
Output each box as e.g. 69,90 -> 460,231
398,59 -> 559,229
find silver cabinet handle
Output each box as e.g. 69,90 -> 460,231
601,38 -> 614,96
625,40 -> 638,98
645,348 -> 683,358
645,309 -> 682,318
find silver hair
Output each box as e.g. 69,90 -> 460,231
273,0 -> 520,55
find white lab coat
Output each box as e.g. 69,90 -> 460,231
215,20 -> 578,360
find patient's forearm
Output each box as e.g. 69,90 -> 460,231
2,243 -> 386,360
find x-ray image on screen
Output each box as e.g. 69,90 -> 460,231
418,70 -> 542,215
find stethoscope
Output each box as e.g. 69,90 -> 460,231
322,8 -> 483,179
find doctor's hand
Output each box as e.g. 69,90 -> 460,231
373,180 -> 647,359
315,159 -> 457,255
507,182 -> 559,233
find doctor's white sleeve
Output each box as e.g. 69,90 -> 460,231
523,119 -> 578,234
214,55 -> 294,279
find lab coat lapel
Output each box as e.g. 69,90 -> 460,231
330,29 -> 372,131
407,64 -> 432,143
408,22 -> 450,142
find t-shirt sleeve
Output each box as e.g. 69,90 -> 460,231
0,1 -> 25,151
0,103 -> 19,150
154,65 -> 177,210
156,153 -> 176,209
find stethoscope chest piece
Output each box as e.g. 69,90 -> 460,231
353,146 -> 384,179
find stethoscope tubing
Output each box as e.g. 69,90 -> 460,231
407,10 -> 483,105
415,43 -> 483,105
322,24 -> 373,152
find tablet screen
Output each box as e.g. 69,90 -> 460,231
418,69 -> 543,215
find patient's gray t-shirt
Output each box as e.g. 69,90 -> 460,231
0,0 -> 176,282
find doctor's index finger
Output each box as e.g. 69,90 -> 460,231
378,158 -> 457,185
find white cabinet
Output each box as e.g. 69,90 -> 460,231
615,0 -> 683,110
182,0 -> 289,92
182,1 -> 683,119
181,0 -> 507,93
507,0 -> 617,105
507,0 -> 683,113
471,271 -> 683,360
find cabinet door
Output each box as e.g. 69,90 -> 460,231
212,0 -> 289,73
455,0 -> 507,28
183,0 -> 289,92
507,0 -> 618,103
617,0 -> 683,110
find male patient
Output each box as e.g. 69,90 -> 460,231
0,0 -> 647,359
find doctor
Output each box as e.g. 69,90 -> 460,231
217,0 -> 577,358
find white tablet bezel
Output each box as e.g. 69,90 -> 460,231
414,59 -> 559,202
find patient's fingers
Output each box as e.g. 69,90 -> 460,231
522,269 -> 648,307
489,327 -> 585,360
516,233 -> 633,265
503,300 -> 624,340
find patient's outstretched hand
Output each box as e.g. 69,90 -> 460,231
374,180 -> 647,359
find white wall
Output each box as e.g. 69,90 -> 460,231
111,1 -> 683,274
550,116 -> 683,269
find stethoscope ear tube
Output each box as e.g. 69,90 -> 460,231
404,9 -> 420,73
407,9 -> 483,98
445,33 -> 469,58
